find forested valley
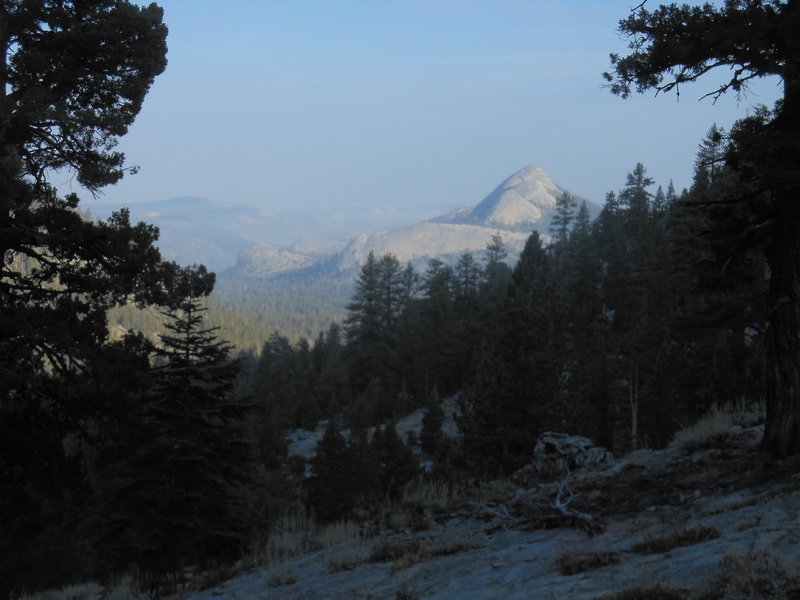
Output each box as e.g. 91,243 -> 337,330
4,146 -> 769,595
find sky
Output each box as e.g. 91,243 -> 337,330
82,1 -> 782,217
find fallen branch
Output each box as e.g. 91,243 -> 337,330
552,472 -> 604,535
472,502 -> 521,527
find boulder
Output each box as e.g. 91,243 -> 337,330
532,432 -> 614,477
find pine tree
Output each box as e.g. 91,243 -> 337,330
345,253 -> 413,410
454,252 -> 481,302
421,391 -> 446,456
605,0 -> 800,458
306,421 -> 360,522
0,3 -> 171,592
480,233 -> 512,308
372,424 -> 419,501
549,192 -> 578,246
101,267 -> 253,581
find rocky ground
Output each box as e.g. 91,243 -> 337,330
186,424 -> 800,599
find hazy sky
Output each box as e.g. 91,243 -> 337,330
83,1 -> 782,215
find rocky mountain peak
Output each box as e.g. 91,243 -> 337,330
432,164 -> 566,231
232,243 -> 314,278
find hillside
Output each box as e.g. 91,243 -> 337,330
184,419 -> 800,599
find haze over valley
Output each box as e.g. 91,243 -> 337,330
96,165 -> 595,311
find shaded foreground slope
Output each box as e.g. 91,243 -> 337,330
188,425 -> 800,599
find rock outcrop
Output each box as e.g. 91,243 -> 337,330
531,432 -> 615,477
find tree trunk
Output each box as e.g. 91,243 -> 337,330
762,195 -> 800,458
761,23 -> 800,457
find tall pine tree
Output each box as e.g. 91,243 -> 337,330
101,267 -> 253,581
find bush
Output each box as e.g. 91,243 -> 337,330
698,551 -> 800,600
670,399 -> 764,451
266,563 -> 298,588
555,550 -> 621,575
595,584 -> 689,600
368,538 -> 422,563
632,525 -> 721,554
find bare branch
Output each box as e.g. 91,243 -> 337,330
552,472 -> 604,535
473,502 -> 521,527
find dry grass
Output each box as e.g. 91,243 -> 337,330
401,479 -> 456,509
266,562 -> 298,588
725,397 -> 766,427
595,583 -> 690,600
318,519 -> 364,549
369,528 -> 485,573
20,583 -> 104,600
395,584 -> 421,600
697,551 -> 800,600
377,479 -> 463,533
19,576 -> 147,600
632,525 -> 721,555
323,522 -> 368,572
735,516 -> 761,531
555,550 -> 622,575
700,493 -> 765,517
671,399 -> 764,451
327,545 -> 369,573
369,537 -> 422,563
421,528 -> 485,558
249,510 -> 317,564
249,509 -> 365,567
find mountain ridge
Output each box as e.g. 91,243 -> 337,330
90,164 -> 589,276
224,164 -> 592,278
431,164 -> 569,231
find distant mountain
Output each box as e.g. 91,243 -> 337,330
232,243 -> 316,278
87,196 -> 453,272
92,166 -> 596,340
219,164 -> 598,279
88,196 -> 277,271
332,224 -> 532,272
327,164 -> 595,273
90,166 -> 599,304
432,165 -> 568,230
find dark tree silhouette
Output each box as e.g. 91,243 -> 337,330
604,0 -> 800,458
0,2 -> 171,591
101,267 -> 252,581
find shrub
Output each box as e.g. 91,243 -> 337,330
266,563 -> 298,588
632,525 -> 721,554
555,550 -> 622,575
698,551 -> 800,600
670,399 -> 764,451
368,538 -> 421,563
671,408 -> 734,451
396,585 -> 421,600
249,510 -> 364,566
421,529 -> 485,558
595,584 -> 689,600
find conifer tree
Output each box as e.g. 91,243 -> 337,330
480,233 -> 512,308
0,3 -> 171,591
345,253 -> 414,408
307,421 -> 359,521
372,424 -> 419,500
101,267 -> 253,580
549,192 -> 578,246
421,390 -> 446,456
604,0 -> 800,457
454,252 -> 481,302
